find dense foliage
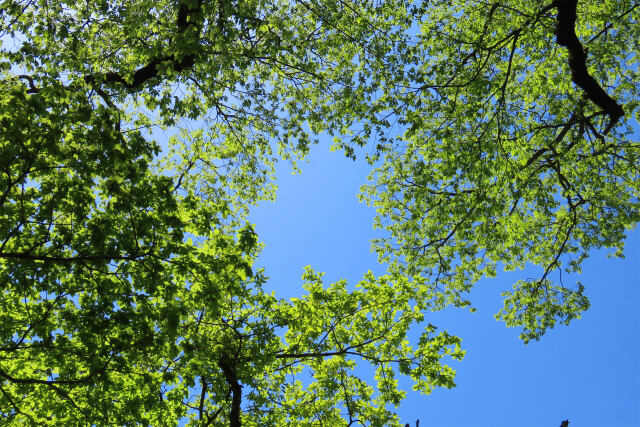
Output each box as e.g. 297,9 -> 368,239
1,0 -> 638,425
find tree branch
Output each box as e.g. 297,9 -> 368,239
0,383 -> 35,423
219,357 -> 242,427
84,0 -> 204,90
587,3 -> 639,44
17,75 -> 40,93
0,251 -> 149,263
198,377 -> 208,422
553,0 -> 624,134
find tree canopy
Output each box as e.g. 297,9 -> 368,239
1,0 -> 638,425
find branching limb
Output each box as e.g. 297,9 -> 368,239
84,0 -> 204,91
17,75 -> 40,93
553,0 -> 624,134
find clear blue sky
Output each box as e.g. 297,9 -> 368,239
249,143 -> 640,427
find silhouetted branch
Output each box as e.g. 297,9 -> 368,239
84,0 -> 204,90
554,0 -> 624,134
219,357 -> 242,427
0,251 -> 149,263
17,75 -> 40,93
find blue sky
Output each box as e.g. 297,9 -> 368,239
249,143 -> 639,427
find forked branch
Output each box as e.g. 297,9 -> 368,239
553,0 -> 624,134
85,0 -> 204,90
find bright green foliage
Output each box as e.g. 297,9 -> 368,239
0,0 -> 638,425
359,0 -> 640,342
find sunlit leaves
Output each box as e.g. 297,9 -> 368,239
1,0 -> 638,424
362,0 -> 640,339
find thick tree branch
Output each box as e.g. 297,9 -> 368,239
553,0 -> 624,134
219,357 -> 242,427
0,251 -> 149,263
11,0 -> 205,100
17,75 -> 40,93
198,377 -> 208,422
85,0 -> 204,90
